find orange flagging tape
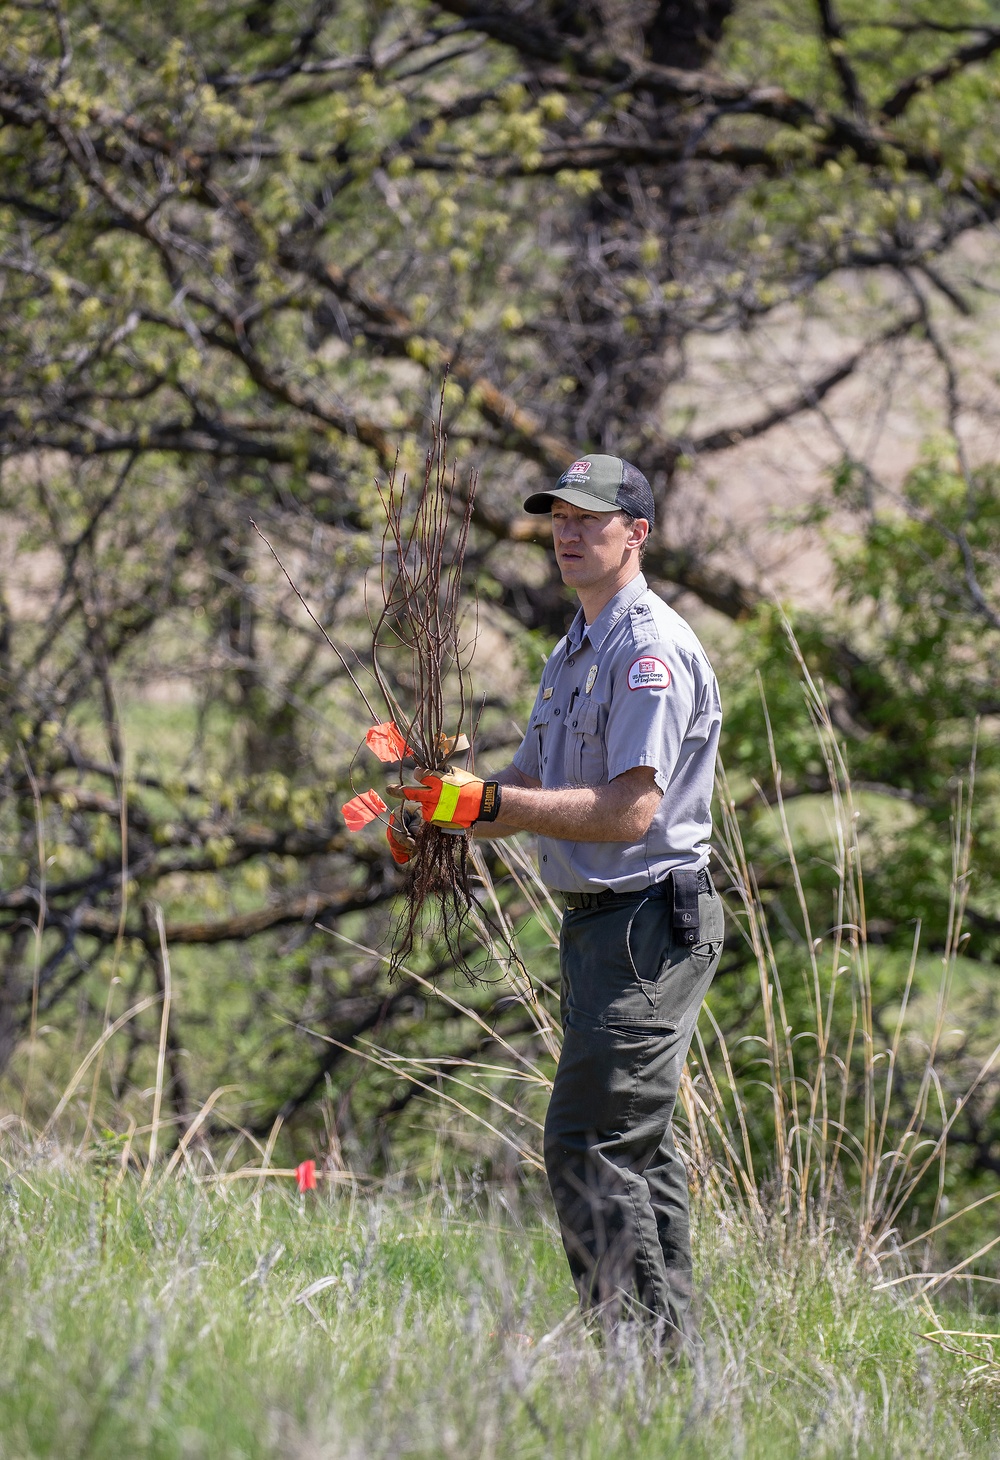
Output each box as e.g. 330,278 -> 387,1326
365,721 -> 413,763
341,788 -> 388,830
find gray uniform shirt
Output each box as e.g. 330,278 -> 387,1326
510,574 -> 722,893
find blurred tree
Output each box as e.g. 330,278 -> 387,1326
2,0 -> 1000,1170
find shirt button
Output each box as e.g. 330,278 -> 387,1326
572,720 -> 578,727
542,854 -> 548,862
554,708 -> 560,716
566,657 -> 575,666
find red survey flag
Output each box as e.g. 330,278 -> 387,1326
296,1159 -> 318,1192
341,788 -> 388,830
365,721 -> 413,763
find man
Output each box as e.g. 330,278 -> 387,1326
397,454 -> 724,1349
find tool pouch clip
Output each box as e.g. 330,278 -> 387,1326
670,868 -> 701,947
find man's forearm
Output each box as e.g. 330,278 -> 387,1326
484,766 -> 661,843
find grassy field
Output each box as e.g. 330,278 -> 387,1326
2,1159 -> 999,1460
4,643 -> 999,1456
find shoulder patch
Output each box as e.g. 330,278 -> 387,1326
628,655 -> 671,691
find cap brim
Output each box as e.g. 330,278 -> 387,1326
522,487 -> 623,515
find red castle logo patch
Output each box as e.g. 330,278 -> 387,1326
627,656 -> 671,690
566,460 -> 592,477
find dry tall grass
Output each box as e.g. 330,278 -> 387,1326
5,655 -> 1000,1413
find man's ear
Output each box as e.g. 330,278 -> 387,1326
626,518 -> 650,552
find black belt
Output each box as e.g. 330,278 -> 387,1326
562,866 -> 712,917
562,867 -> 711,944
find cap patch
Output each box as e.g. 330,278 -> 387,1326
565,459 -> 592,479
627,656 -> 671,691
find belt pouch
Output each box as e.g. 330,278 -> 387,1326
670,868 -> 700,946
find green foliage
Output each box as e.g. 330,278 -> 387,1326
2,1166 -> 1000,1459
720,442 -> 1000,962
4,0 -> 1000,1202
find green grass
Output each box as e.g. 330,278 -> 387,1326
2,1163 -> 999,1459
6,650 -> 1000,1456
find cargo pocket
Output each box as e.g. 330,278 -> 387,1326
604,1020 -> 678,1039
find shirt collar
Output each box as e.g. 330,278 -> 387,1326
566,574 -> 648,653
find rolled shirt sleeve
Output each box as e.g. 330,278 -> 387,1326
604,640 -> 701,791
598,632 -> 721,887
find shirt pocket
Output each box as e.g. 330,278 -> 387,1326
565,697 -> 606,784
529,705 -> 551,777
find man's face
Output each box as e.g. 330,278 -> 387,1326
550,500 -> 645,595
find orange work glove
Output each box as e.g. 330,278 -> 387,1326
401,768 -> 502,829
386,810 -> 416,866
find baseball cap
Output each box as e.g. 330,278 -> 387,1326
523,454 -> 655,525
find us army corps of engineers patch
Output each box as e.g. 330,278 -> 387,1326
627,656 -> 671,690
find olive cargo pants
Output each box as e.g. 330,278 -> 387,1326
543,878 -> 724,1335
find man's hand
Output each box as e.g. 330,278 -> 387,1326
401,768 -> 502,828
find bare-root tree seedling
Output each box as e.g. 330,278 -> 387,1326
256,388 -> 525,987
367,397 -> 525,986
